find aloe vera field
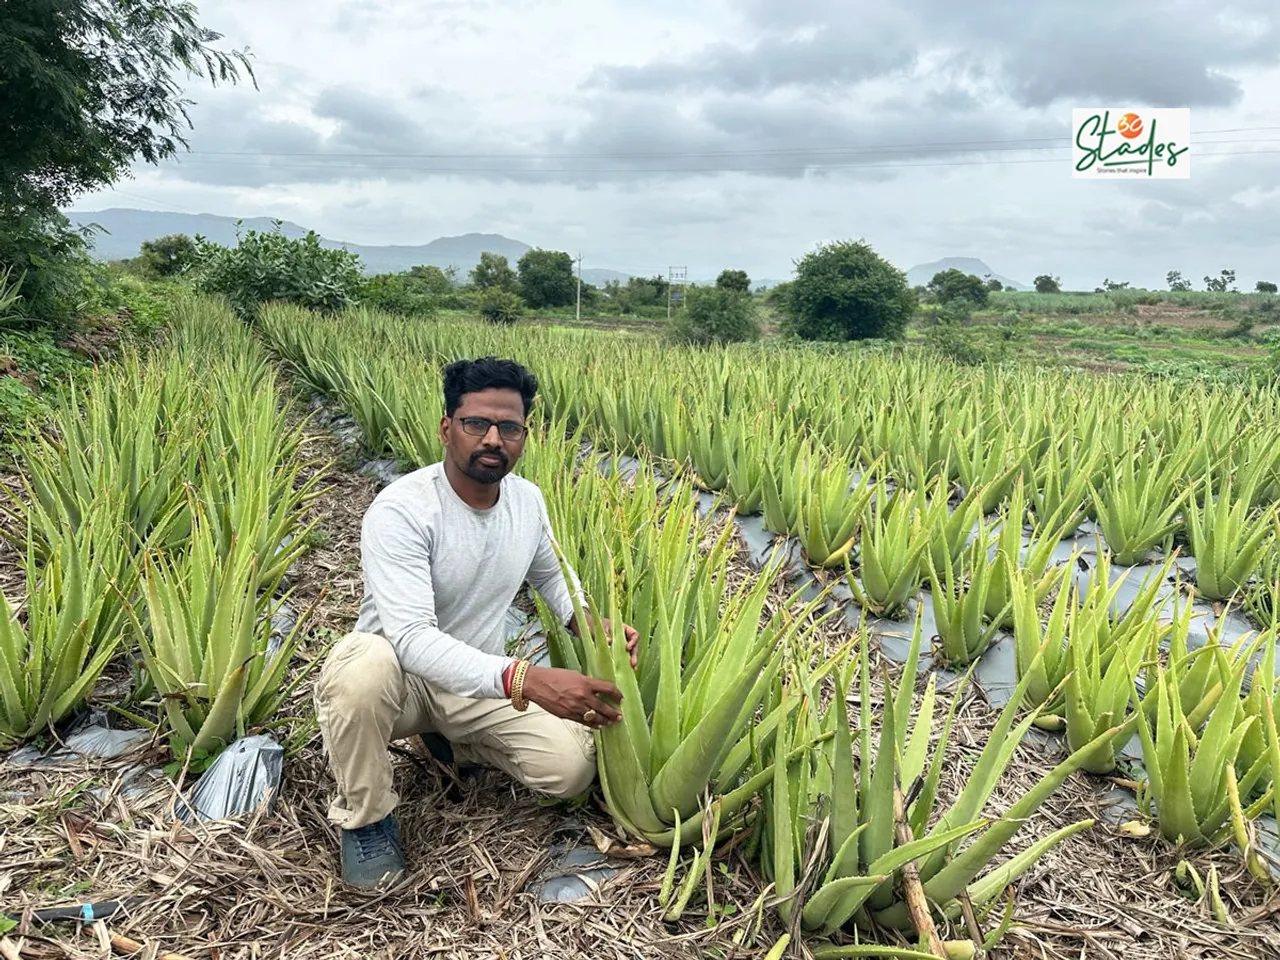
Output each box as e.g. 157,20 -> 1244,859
4,295 -> 1280,960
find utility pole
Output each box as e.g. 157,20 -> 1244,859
575,253 -> 583,322
668,266 -> 687,320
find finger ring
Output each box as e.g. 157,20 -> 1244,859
583,709 -> 598,724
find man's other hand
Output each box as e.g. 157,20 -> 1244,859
570,613 -> 640,670
623,623 -> 639,669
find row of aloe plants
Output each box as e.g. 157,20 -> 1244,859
0,298 -> 320,759
256,305 -> 1280,957
256,303 -> 1280,631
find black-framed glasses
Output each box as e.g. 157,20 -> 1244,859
457,416 -> 528,441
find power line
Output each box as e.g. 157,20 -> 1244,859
176,125 -> 1280,161
96,188 -> 193,211
158,146 -> 1280,176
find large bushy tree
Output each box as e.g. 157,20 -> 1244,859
1,0 -> 253,209
715,268 -> 751,293
1,0 -> 252,324
927,268 -> 989,307
517,248 -> 576,308
784,240 -> 916,342
470,251 -> 517,292
407,264 -> 454,296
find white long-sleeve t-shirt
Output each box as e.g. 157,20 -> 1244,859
353,461 -> 585,699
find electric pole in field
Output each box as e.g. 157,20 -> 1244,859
667,266 -> 687,320
574,253 -> 583,322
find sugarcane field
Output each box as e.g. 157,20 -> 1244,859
6,3 -> 1280,959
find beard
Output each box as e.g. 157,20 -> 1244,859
463,449 -> 509,484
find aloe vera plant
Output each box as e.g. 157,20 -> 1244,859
723,410 -> 779,516
549,540 -> 830,847
1062,604 -> 1150,775
5,354 -> 201,559
1024,433 -> 1102,539
124,507 -> 314,756
1245,548 -> 1280,629
762,439 -> 813,537
980,481 -> 1078,629
1009,560 -> 1075,725
656,401 -> 692,467
595,377 -> 651,457
928,533 -> 1008,668
198,390 -> 323,591
0,517 -> 139,745
869,390 -> 954,489
763,617 -> 1104,940
1237,640 -> 1280,806
952,417 -> 1022,514
338,360 -> 404,458
921,477 -> 984,588
385,378 -> 446,468
1185,469 -> 1280,601
1012,551 -> 1175,729
846,485 -> 928,618
1135,638 -> 1276,847
1091,446 -> 1191,566
689,413 -> 730,491
796,453 -> 877,569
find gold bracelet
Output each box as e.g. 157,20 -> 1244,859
511,660 -> 530,712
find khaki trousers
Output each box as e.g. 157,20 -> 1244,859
315,631 -> 596,830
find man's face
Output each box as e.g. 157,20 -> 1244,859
440,387 -> 528,485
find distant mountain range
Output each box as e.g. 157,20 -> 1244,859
906,258 -> 1028,291
65,208 -> 635,286
66,209 -> 1027,293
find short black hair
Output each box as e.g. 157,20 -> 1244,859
442,356 -> 538,418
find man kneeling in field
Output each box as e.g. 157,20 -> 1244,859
314,356 -> 637,888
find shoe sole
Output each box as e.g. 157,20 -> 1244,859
343,868 -> 405,890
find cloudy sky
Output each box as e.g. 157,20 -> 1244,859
72,0 -> 1280,289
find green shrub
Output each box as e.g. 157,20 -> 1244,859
0,267 -> 29,328
0,208 -> 94,330
1,330 -> 87,390
478,288 -> 523,325
600,275 -> 670,315
0,376 -> 45,452
785,240 -> 916,342
361,272 -> 440,317
137,234 -> 197,277
924,322 -> 985,366
191,224 -> 363,319
921,300 -> 1015,366
668,286 -> 760,345
1224,315 -> 1257,339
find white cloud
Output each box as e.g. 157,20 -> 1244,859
69,0 -> 1280,290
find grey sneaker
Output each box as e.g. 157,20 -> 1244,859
341,814 -> 405,888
